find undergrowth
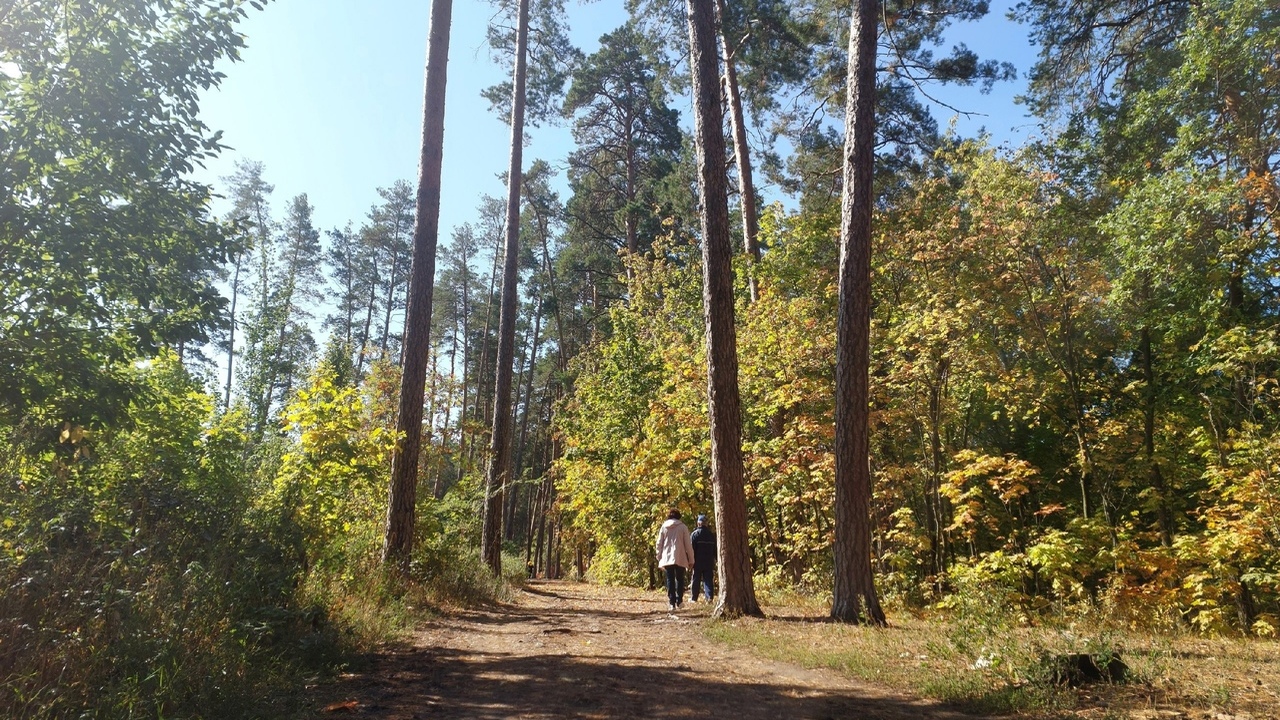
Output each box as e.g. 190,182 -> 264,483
0,357 -> 521,719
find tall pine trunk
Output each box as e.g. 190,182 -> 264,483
508,307 -> 541,541
379,244 -> 404,360
384,0 -> 453,571
468,235 -> 502,466
685,0 -> 761,619
831,0 -> 885,625
481,0 -> 530,573
512,308 -> 542,481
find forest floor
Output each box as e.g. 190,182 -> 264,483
299,580 -> 1280,720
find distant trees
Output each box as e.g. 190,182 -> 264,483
563,23 -> 682,272
222,160 -> 275,410
221,167 -> 326,436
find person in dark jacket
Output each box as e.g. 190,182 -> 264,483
690,514 -> 716,602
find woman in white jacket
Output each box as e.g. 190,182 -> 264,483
654,509 -> 695,611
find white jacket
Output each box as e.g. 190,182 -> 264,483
655,518 -> 694,569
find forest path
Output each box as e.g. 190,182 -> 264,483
304,579 -> 979,719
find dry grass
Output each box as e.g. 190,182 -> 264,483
703,597 -> 1280,718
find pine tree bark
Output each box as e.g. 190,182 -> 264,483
685,0 -> 762,619
831,0 -> 886,625
384,0 -> 453,572
482,0 -> 531,573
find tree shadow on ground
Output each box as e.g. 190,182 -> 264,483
307,643 -> 977,719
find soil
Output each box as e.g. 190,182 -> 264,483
302,579 -> 981,719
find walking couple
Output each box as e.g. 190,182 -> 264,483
654,509 -> 716,611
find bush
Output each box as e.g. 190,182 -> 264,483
0,355 -> 335,718
584,542 -> 646,586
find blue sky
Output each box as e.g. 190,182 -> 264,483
196,0 -> 1042,242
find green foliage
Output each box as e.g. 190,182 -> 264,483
0,353 -> 324,717
584,541 -> 647,586
0,0 -> 257,431
271,360 -> 397,572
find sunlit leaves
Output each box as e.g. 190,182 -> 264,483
0,0 -> 263,430
273,360 -> 397,570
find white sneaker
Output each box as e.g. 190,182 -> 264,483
668,604 -> 675,611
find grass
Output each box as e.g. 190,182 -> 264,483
701,596 -> 1280,718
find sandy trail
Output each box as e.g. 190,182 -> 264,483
304,579 -> 979,719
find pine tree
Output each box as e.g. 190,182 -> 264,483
685,0 -> 762,619
385,0 -> 454,570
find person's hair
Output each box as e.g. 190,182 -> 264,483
667,508 -> 681,520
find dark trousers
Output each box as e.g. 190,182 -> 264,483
691,565 -> 714,601
663,565 -> 686,607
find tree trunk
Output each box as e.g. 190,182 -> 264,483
537,220 -> 570,374
524,478 -> 539,571
1140,325 -> 1174,546
425,345 -> 439,465
356,234 -> 380,378
224,249 -> 244,410
625,125 -> 638,258
513,308 -> 542,480
457,271 -> 472,473
481,0 -> 530,573
384,0 -> 453,572
831,0 -> 886,625
379,243 -> 404,360
534,482 -> 548,577
434,332 -> 458,499
508,308 -> 542,541
469,234 -> 503,466
714,0 -> 760,303
926,358 -> 950,583
545,511 -> 559,579
685,0 -> 762,619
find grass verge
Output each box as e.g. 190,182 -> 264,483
701,598 -> 1280,718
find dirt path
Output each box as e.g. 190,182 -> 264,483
304,580 -> 981,719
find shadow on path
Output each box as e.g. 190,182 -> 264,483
302,581 -> 979,720
310,644 -> 966,720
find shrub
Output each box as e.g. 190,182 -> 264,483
0,354 -> 330,717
